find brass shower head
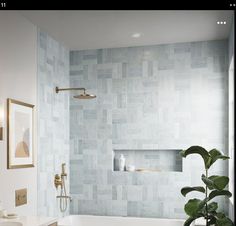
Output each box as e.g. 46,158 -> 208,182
55,86 -> 96,99
74,93 -> 96,99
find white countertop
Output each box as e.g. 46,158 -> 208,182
0,216 -> 57,226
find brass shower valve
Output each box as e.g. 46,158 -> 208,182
54,174 -> 63,189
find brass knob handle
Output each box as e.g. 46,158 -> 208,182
55,174 -> 60,180
54,174 -> 62,189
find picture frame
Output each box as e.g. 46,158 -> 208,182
7,98 -> 35,169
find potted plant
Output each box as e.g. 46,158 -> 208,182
180,146 -> 234,226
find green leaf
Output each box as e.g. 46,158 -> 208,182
201,174 -> 229,190
208,216 -> 217,225
216,212 -> 226,218
207,202 -> 218,212
208,190 -> 232,201
181,186 -> 205,197
202,174 -> 215,190
208,175 -> 220,181
183,217 -> 197,226
212,176 -> 229,190
184,198 -> 206,217
184,199 -> 202,217
208,212 -> 234,225
208,149 -> 230,168
180,146 -> 211,169
216,216 -> 234,226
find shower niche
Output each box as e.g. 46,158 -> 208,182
113,149 -> 183,172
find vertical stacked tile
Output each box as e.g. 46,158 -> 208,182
37,30 -> 70,217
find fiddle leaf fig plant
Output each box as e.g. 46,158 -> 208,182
180,146 -> 234,226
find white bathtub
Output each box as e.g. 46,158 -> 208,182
58,215 -> 195,226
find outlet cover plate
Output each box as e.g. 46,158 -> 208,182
15,188 -> 27,206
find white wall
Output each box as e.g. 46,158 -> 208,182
0,11 -> 37,215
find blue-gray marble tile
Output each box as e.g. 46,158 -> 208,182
38,30 -> 70,217
69,40 -> 228,219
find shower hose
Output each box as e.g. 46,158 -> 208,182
59,175 -> 68,212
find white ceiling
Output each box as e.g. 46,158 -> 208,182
20,10 -> 234,50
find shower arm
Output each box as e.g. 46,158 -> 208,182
55,86 -> 86,94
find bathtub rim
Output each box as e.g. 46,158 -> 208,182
58,214 -> 190,223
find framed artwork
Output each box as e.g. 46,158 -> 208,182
7,98 -> 34,169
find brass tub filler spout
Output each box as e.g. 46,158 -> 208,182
54,163 -> 72,212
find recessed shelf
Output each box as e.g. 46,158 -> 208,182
113,149 -> 182,172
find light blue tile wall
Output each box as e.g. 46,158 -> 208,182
69,40 -> 229,218
37,30 -> 70,217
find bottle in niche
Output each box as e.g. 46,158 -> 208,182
119,154 -> 126,171
114,154 -> 120,171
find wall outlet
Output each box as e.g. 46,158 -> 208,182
15,188 -> 27,206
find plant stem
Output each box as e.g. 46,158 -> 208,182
205,169 -> 208,226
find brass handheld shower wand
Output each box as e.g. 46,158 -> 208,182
61,163 -> 67,177
54,163 -> 72,212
